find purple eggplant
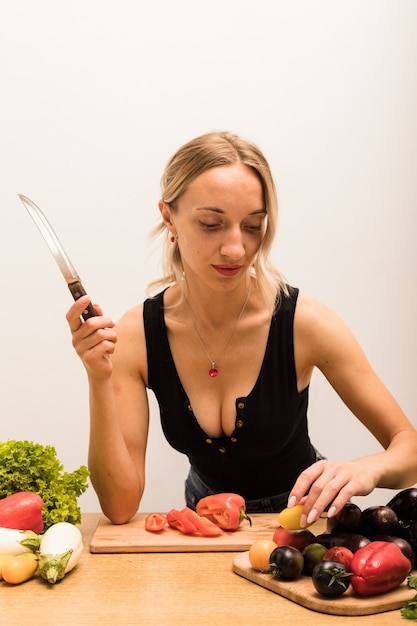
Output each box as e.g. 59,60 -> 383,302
326,502 -> 362,533
360,505 -> 400,536
315,532 -> 370,553
386,488 -> 417,524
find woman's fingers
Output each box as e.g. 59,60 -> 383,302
288,460 -> 376,527
66,295 -> 94,331
66,296 -> 117,376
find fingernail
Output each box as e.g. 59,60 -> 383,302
287,495 -> 297,508
300,514 -> 307,528
327,506 -> 337,518
307,509 -> 318,524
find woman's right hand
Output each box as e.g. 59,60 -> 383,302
66,295 -> 117,380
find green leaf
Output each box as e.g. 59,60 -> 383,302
401,596 -> 417,620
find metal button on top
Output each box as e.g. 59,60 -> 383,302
205,438 -> 213,445
237,401 -> 245,410
219,448 -> 227,454
236,419 -> 244,428
230,437 -> 237,443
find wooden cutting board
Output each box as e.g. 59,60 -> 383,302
90,512 -> 286,553
233,551 -> 415,616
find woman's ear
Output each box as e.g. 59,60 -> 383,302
158,200 -> 176,233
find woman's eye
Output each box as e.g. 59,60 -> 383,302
199,221 -> 221,230
244,222 -> 263,232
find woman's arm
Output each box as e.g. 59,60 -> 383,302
290,292 -> 417,526
67,296 -> 149,524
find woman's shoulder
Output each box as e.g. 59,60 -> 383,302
294,290 -> 360,363
295,290 -> 343,326
116,302 -> 144,330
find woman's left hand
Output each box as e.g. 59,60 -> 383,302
287,458 -> 381,528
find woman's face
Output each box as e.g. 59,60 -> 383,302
160,163 -> 266,292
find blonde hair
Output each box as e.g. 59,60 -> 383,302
148,131 -> 287,311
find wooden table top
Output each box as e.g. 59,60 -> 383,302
1,513 -> 411,625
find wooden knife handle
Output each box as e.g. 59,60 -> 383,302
68,281 -> 98,320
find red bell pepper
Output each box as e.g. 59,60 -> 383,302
0,492 -> 44,533
144,512 -> 167,533
166,507 -> 224,537
196,493 -> 251,531
351,540 -> 412,596
180,507 -> 223,537
166,508 -> 199,534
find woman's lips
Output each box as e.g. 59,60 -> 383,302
212,265 -> 243,277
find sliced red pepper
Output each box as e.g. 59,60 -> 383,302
351,540 -> 412,596
196,493 -> 251,531
180,507 -> 223,537
144,512 -> 167,533
166,508 -> 199,534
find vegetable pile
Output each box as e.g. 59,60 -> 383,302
0,440 -> 89,529
247,487 -> 417,615
0,439 -> 87,587
0,490 -> 84,586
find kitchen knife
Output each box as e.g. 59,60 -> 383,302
18,194 -> 97,320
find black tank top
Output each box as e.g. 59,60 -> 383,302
143,285 -> 316,499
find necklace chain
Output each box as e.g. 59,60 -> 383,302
185,286 -> 252,378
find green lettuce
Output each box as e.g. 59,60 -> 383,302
0,439 -> 89,530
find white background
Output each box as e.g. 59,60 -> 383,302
1,0 -> 416,515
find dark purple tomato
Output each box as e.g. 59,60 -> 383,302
386,489 -> 417,525
360,505 -> 400,536
302,543 -> 327,575
326,502 -> 362,533
267,545 -> 304,580
312,560 -> 351,597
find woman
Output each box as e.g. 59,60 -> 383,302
67,131 -> 417,526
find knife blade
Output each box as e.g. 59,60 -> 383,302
18,194 -> 97,320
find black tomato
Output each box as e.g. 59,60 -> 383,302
302,543 -> 327,576
266,545 -> 304,580
312,560 -> 351,597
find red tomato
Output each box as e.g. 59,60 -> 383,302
144,512 -> 167,533
324,546 -> 354,571
273,526 -> 315,552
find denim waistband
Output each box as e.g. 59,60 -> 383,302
184,466 -> 289,513
184,448 -> 326,514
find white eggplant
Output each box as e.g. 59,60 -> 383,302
0,526 -> 40,555
38,521 -> 83,584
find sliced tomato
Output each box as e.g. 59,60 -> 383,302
180,507 -> 223,537
166,508 -> 199,534
144,512 -> 167,533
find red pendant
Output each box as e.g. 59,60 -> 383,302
209,366 -> 219,377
